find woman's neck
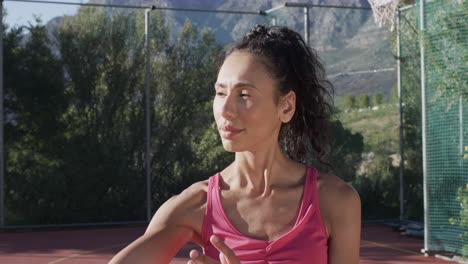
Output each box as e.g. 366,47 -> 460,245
224,144 -> 296,197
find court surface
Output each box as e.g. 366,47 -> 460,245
0,223 -> 454,263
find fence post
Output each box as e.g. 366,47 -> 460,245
145,6 -> 154,223
0,0 -> 5,229
396,9 -> 405,222
419,0 -> 429,254
303,6 -> 309,45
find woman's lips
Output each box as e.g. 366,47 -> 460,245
219,126 -> 244,139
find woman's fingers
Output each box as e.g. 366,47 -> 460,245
219,253 -> 229,264
188,236 -> 240,264
210,235 -> 240,264
188,249 -> 219,264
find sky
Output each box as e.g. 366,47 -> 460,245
4,0 -> 88,27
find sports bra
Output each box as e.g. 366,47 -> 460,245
201,167 -> 328,263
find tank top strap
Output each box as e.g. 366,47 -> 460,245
207,173 -> 219,209
305,166 -> 328,238
308,166 -> 319,205
201,173 -> 218,245
295,166 -> 318,221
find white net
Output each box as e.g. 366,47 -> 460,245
368,0 -> 400,31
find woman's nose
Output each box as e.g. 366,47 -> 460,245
220,94 -> 236,120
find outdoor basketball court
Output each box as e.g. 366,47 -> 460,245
0,223 -> 453,264
1,0 -> 467,262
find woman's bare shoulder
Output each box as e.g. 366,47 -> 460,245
316,172 -> 361,236
146,180 -> 209,236
173,180 -> 210,209
317,172 -> 359,200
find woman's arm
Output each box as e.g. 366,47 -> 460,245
319,174 -> 361,264
109,181 -> 208,264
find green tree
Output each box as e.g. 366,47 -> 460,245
55,9 -> 227,222
371,92 -> 383,106
390,84 -> 399,103
356,94 -> 370,109
328,120 -> 364,183
341,95 -> 356,110
4,19 -> 67,224
150,20 -> 229,206
0,8 -> 228,224
353,144 -> 401,220
53,7 -> 167,222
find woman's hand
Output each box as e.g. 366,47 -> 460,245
188,235 -> 240,264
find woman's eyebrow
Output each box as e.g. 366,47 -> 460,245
214,81 -> 257,89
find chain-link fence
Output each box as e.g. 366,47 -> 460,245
400,0 -> 468,256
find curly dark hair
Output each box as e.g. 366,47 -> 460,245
222,24 -> 334,166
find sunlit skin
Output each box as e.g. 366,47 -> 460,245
109,51 -> 360,264
214,51 -> 292,154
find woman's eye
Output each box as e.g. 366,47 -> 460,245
216,92 -> 226,96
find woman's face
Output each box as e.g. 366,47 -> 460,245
213,51 -> 286,153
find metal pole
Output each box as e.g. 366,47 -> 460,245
284,2 -> 371,10
144,7 -> 153,222
396,9 -> 404,222
460,94 -> 463,156
0,0 -> 4,228
419,0 -> 429,254
304,6 -> 309,46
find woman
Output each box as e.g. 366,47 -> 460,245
110,25 -> 361,264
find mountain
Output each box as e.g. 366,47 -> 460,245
80,0 -> 397,97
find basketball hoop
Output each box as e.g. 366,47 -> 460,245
368,0 -> 400,31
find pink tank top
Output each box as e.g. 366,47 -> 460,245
201,167 -> 328,264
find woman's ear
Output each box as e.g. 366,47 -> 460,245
279,91 -> 296,123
